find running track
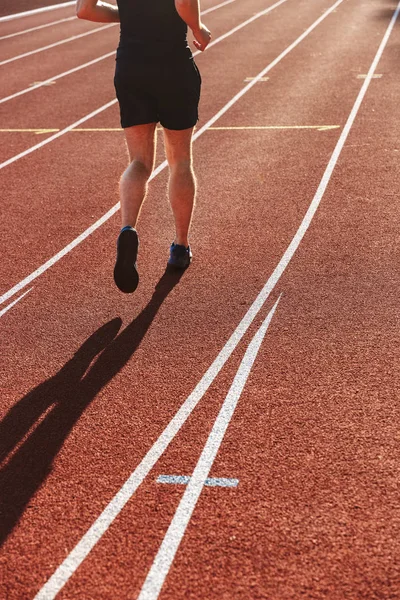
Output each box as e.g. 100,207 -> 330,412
0,0 -> 399,598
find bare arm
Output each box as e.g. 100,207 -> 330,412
175,0 -> 211,51
76,0 -> 119,23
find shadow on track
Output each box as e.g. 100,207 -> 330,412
0,266 -> 185,546
375,3 -> 400,22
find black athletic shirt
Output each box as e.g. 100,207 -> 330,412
116,0 -> 192,62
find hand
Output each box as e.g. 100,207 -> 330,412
192,23 -> 211,52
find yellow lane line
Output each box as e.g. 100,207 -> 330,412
0,128 -> 60,133
209,125 -> 340,131
357,74 -> 382,79
0,125 -> 340,134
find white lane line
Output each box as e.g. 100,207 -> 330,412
4,0 -> 341,308
157,475 -> 239,487
0,99 -> 118,172
0,16 -> 75,41
202,0 -> 237,15
204,0 -> 287,52
0,2 -> 75,22
192,0 -> 345,142
204,477 -> 239,487
34,292 -> 279,600
0,0 -> 285,170
0,287 -> 33,318
0,0 -> 229,24
139,296 -> 281,600
0,23 -> 116,67
157,475 -> 192,485
0,0 -> 236,104
0,402 -> 53,469
0,51 -> 116,105
33,2 -> 398,595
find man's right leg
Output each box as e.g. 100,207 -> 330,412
114,123 -> 156,293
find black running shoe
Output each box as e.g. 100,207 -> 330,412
113,227 -> 139,293
167,243 -> 192,269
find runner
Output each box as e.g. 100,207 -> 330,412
76,0 -> 211,292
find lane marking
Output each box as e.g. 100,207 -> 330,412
0,51 -> 115,105
0,23 -> 116,67
157,475 -> 191,486
357,73 -> 382,79
0,16 -> 75,41
0,288 -> 33,319
202,0 -> 237,15
29,81 -> 56,87
0,99 -> 118,173
203,477 -> 239,487
32,2 -> 399,595
209,125 -> 340,131
0,0 -> 236,105
139,296 -> 281,600
1,0 -> 342,307
204,0 -> 287,53
0,0 -> 290,173
0,2 -> 75,22
0,402 -> 54,469
0,129 -> 60,134
0,125 -> 340,134
0,0 -> 229,36
157,475 -> 239,487
244,76 -> 269,81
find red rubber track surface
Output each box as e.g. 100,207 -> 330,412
1,0 -> 399,598
0,1 -> 74,19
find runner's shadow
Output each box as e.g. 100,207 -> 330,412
0,266 -> 184,546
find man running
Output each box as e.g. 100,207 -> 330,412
76,0 -> 211,292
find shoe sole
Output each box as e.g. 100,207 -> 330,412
167,258 -> 192,269
113,229 -> 139,293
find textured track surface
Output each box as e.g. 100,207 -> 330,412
0,0 -> 72,18
0,1 -> 399,599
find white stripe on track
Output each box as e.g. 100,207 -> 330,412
0,0 -> 231,25
0,99 -> 118,173
138,296 -> 281,600
0,2 -> 75,22
0,16 -> 75,41
33,1 -> 385,596
202,0 -> 237,15
198,0 -> 288,53
0,0 -> 290,305
0,0 -> 236,46
0,0 -> 234,103
0,0 -> 259,105
0,0 -> 286,171
0,51 -> 116,105
0,288 -> 33,318
139,3 -> 400,585
0,23 -> 115,67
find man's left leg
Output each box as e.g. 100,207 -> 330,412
114,123 -> 157,293
120,122 -> 157,228
162,126 -> 196,269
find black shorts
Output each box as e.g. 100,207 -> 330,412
114,56 -> 202,131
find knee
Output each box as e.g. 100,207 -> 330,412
169,159 -> 192,175
123,159 -> 152,182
